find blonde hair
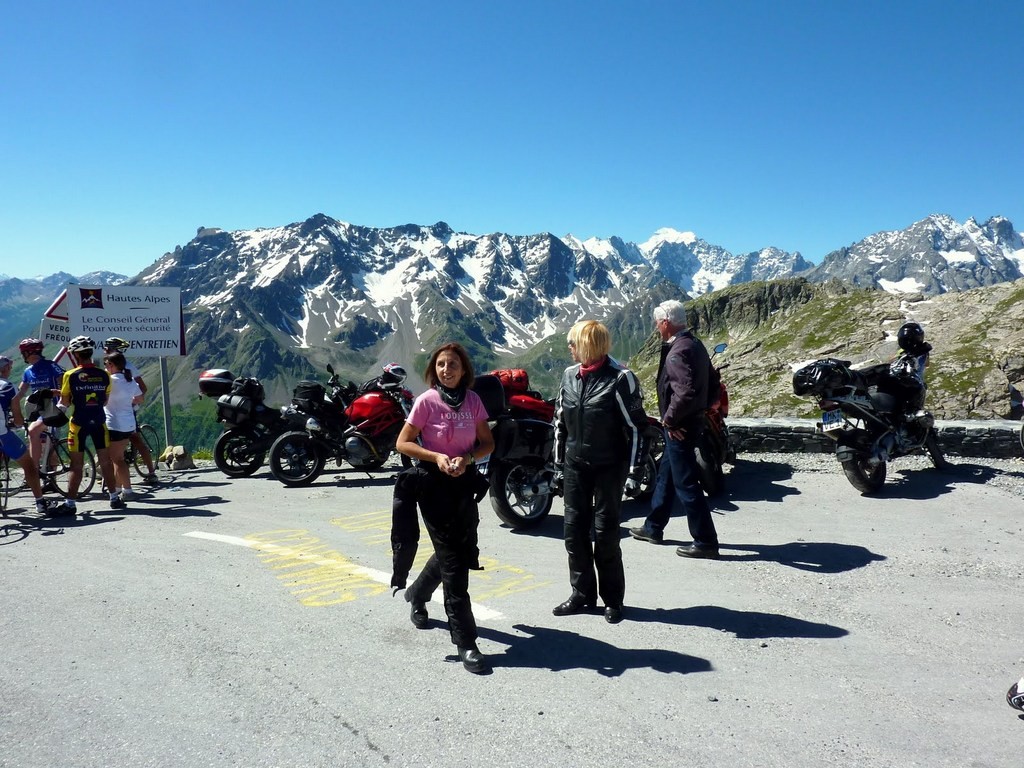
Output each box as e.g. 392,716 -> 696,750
567,320 -> 611,364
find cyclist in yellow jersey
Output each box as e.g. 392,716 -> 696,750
53,336 -> 122,516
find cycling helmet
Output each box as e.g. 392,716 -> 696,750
1008,678 -> 1024,712
897,322 -> 925,352
68,335 -> 96,354
19,338 -> 44,356
0,355 -> 12,369
380,363 -> 408,388
103,336 -> 131,352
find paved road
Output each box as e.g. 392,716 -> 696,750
2,455 -> 1022,768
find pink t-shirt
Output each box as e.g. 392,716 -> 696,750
408,388 -> 488,456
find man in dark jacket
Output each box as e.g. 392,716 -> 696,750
630,300 -> 720,558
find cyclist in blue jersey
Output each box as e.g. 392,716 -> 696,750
11,338 -> 66,469
0,355 -> 55,514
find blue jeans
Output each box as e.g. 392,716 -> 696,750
644,429 -> 718,547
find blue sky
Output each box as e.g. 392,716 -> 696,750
2,0 -> 1021,279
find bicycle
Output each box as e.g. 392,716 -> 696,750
26,425 -> 97,499
0,447 -> 12,516
125,423 -> 160,479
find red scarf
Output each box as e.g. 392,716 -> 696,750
578,356 -> 607,379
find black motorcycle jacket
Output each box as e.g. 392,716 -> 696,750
658,331 -> 710,434
553,357 -> 648,473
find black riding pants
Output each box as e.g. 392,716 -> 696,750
562,460 -> 628,608
405,465 -> 481,648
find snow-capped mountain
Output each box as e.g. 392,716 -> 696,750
136,215 -> 811,373
804,214 -> 1024,293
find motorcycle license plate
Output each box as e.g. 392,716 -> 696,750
821,409 -> 844,432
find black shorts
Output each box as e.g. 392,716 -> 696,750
108,429 -> 135,442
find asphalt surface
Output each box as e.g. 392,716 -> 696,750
2,453 -> 1023,768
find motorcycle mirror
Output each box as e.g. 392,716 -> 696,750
713,342 -> 728,355
326,364 -> 335,375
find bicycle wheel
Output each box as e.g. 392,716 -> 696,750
133,424 -> 160,477
0,454 -> 9,514
52,439 -> 97,498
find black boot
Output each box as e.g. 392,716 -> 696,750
458,645 -> 490,674
552,595 -> 596,616
405,592 -> 428,629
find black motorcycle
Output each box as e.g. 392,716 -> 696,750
792,355 -> 946,493
199,370 -> 289,477
471,374 -> 660,529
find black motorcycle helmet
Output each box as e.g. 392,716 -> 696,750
897,322 -> 925,352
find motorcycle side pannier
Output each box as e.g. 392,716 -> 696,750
216,394 -> 253,427
199,368 -> 235,397
492,418 -> 555,462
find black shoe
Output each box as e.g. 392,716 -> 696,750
629,526 -> 663,544
604,606 -> 624,624
46,501 -> 77,518
676,544 -> 720,560
458,645 -> 490,675
409,600 -> 429,629
552,595 -> 596,616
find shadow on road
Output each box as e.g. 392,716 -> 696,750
723,540 -> 886,572
625,605 -> 849,639
477,623 -> 713,677
0,514 -> 125,542
717,458 -> 801,504
501,511 -> 565,540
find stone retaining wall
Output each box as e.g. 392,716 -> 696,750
728,417 -> 1024,460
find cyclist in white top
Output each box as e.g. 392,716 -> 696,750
103,352 -> 144,502
102,338 -> 159,482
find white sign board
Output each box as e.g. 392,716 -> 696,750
66,285 -> 185,358
40,290 -> 71,364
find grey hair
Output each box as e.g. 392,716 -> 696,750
653,300 -> 688,329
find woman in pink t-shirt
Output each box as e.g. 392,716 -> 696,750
395,342 -> 494,675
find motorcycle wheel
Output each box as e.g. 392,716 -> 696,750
924,429 -> 950,470
213,428 -> 265,477
489,463 -> 553,528
633,452 -> 659,502
695,433 -> 725,497
269,431 -> 326,487
840,456 -> 887,494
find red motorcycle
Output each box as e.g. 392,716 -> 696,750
268,363 -> 413,486
694,342 -> 734,496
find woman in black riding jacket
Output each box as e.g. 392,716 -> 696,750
552,320 -> 649,624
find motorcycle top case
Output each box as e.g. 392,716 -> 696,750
508,393 -> 555,422
492,417 -> 555,462
216,394 -> 253,426
199,368 -> 236,397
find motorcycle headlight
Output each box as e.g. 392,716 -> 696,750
305,417 -> 322,432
